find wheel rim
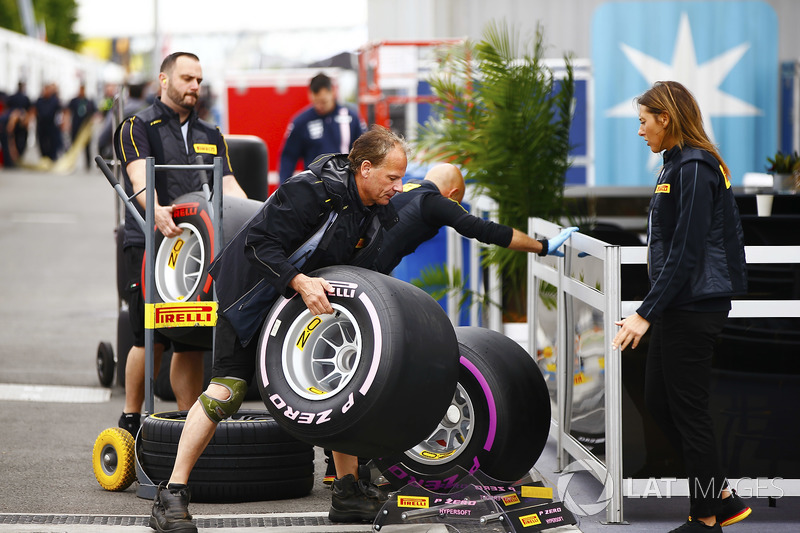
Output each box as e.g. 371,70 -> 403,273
154,223 -> 205,302
282,305 -> 362,400
404,382 -> 474,465
99,443 -> 119,476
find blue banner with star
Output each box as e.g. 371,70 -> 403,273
591,1 -> 777,186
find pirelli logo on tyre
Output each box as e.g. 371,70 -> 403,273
145,302 -> 218,329
397,496 -> 429,509
172,203 -> 199,218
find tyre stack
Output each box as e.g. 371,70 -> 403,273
139,410 -> 314,502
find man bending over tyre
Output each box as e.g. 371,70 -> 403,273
148,126 -> 407,533
375,162 -> 577,275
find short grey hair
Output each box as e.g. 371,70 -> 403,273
348,125 -> 409,173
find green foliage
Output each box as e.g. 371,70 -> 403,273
766,150 -> 800,174
411,264 -> 499,316
0,0 -> 80,50
0,0 -> 23,33
416,19 -> 575,316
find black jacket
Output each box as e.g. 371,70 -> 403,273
637,145 -> 747,322
376,179 -> 513,274
114,98 -> 233,249
209,153 -> 398,345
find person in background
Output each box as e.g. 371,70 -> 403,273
114,52 -> 247,439
98,80 -> 150,160
611,81 -> 749,533
64,84 -> 98,169
5,81 -> 33,166
278,72 -> 366,184
375,162 -> 578,275
35,82 -> 63,162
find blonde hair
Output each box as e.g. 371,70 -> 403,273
636,81 -> 730,178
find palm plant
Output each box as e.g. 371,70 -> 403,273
416,20 -> 575,319
410,265 -> 500,314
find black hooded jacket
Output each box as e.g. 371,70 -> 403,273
637,145 -> 747,322
209,153 -> 398,345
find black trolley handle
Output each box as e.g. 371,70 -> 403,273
94,155 -> 146,234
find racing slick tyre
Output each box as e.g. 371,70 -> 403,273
139,410 -> 313,502
96,341 -> 115,388
376,326 -> 552,488
148,192 -> 261,349
257,265 -> 460,459
92,427 -> 136,491
226,134 -> 269,201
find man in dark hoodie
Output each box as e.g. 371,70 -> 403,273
148,126 -> 407,533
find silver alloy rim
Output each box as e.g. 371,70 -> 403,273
405,382 -> 474,465
154,222 -> 205,302
281,305 -> 363,400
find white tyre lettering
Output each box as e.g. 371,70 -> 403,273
342,392 -> 355,413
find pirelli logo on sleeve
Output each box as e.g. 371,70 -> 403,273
145,302 -> 218,329
655,184 -> 670,194
193,143 -> 217,155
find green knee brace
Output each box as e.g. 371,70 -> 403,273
199,376 -> 248,423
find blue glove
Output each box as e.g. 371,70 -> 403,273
538,226 -> 578,257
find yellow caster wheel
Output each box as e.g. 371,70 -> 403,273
92,427 -> 136,491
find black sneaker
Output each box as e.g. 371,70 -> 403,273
669,518 -> 722,532
148,482 -> 197,533
118,412 -> 141,437
718,490 -> 752,526
329,474 -> 384,523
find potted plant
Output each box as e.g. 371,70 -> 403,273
414,19 -> 575,321
766,150 -> 800,192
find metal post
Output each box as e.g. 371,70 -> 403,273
603,244 -> 624,523
144,157 -> 156,416
555,252 -> 568,471
211,157 -> 223,366
527,218 -> 537,359
212,157 -> 223,252
563,247 -> 576,464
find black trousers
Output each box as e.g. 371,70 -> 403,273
645,309 -> 729,518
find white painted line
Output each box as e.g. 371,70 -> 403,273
0,383 -> 111,403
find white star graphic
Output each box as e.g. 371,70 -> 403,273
606,12 -> 762,166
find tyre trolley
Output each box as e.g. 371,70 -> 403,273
91,155 -> 223,498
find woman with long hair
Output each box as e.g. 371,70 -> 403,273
612,81 -> 750,532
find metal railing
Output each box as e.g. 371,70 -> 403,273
527,217 -> 800,524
